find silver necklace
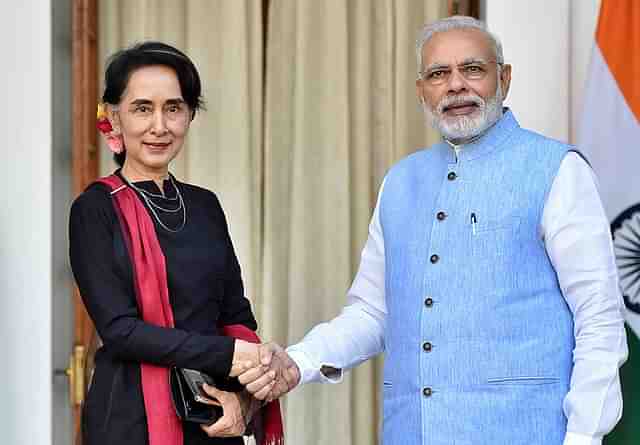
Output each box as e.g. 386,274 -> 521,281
123,175 -> 187,233
129,181 -> 183,214
144,197 -> 183,213
134,183 -> 180,201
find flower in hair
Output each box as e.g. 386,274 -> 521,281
96,103 -> 112,131
97,103 -> 124,154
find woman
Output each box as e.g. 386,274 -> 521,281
69,42 -> 278,445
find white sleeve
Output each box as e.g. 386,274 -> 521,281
287,181 -> 387,384
541,152 -> 628,445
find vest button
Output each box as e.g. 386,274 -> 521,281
430,254 -> 439,264
423,387 -> 432,397
424,297 -> 434,307
423,342 -> 432,352
447,171 -> 457,181
436,211 -> 447,221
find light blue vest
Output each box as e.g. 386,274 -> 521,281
379,111 -> 574,445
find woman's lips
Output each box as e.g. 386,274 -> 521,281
143,142 -> 171,150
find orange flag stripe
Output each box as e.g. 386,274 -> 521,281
596,0 -> 640,122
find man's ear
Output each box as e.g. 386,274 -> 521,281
416,79 -> 425,105
500,64 -> 512,100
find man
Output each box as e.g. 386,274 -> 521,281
239,16 -> 628,445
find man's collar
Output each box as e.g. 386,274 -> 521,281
440,108 -> 520,163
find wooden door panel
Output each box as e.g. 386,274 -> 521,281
72,0 -> 98,443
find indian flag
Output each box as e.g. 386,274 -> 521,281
578,1 -> 640,443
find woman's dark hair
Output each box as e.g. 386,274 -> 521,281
102,41 -> 204,166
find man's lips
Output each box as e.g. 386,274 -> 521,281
442,102 -> 479,115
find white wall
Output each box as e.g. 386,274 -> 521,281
0,1 -> 53,444
485,0 -> 571,142
570,0 -> 601,143
484,0 -> 601,145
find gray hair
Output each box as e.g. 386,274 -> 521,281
416,16 -> 504,77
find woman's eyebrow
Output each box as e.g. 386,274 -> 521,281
129,98 -> 153,106
127,98 -> 185,106
165,98 -> 186,105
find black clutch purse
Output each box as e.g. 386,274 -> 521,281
170,367 -> 224,425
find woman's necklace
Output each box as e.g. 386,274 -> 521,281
135,185 -> 180,201
121,173 -> 187,233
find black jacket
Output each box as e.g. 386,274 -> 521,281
69,174 -> 256,445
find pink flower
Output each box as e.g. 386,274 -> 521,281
105,134 -> 124,154
97,118 -> 113,133
97,104 -> 124,154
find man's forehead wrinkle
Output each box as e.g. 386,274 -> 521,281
422,29 -> 495,65
461,57 -> 489,64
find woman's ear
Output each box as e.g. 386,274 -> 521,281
107,105 -> 121,134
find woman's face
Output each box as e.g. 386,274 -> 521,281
111,65 -> 191,175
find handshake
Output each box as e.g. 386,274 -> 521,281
230,340 -> 301,402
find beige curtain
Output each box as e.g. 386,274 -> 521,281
98,1 -> 446,443
98,0 -> 264,297
261,2 -> 445,443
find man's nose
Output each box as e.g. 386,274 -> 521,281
447,68 -> 468,93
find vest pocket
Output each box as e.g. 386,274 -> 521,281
486,376 -> 559,385
472,215 -> 521,234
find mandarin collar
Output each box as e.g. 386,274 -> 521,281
438,108 -> 520,163
115,169 -> 175,195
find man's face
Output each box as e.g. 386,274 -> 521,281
416,28 -> 511,142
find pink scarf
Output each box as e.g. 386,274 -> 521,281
98,174 -> 283,445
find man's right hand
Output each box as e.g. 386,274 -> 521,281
237,342 -> 301,402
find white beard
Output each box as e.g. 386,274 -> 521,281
424,83 -> 504,143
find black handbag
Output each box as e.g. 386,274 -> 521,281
170,367 -> 224,425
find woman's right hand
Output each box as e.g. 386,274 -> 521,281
229,340 -> 261,377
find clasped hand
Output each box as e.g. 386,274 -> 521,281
199,341 -> 299,438
230,340 -> 300,402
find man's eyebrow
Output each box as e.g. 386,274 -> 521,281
424,62 -> 451,72
424,58 -> 490,72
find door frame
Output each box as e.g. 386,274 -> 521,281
71,0 -> 99,443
